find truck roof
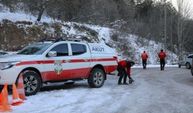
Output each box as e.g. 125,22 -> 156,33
38,38 -> 117,55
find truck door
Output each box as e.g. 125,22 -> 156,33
44,43 -> 72,81
68,43 -> 91,79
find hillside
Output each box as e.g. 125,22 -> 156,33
1,0 -> 193,55
0,3 -> 178,65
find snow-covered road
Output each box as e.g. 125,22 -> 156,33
12,67 -> 193,113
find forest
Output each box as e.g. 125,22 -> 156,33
0,0 -> 193,57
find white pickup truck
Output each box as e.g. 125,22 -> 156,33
0,39 -> 118,95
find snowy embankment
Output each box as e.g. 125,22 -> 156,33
124,35 -> 178,65
0,3 -> 178,65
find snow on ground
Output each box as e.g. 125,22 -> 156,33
11,78 -> 130,113
9,67 -> 193,113
133,64 -> 178,68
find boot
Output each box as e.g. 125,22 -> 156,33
118,82 -> 122,85
129,78 -> 134,84
123,82 -> 128,85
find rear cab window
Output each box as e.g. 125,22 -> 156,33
71,43 -> 87,55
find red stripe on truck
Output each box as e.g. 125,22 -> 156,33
91,58 -> 116,62
70,59 -> 86,63
16,60 -> 55,66
16,58 -> 117,66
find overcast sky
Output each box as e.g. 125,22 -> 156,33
152,0 -> 193,18
169,0 -> 193,18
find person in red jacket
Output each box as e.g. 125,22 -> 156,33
158,49 -> 166,70
117,60 -> 128,85
141,51 -> 148,69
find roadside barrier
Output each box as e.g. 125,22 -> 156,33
11,84 -> 23,106
0,84 -> 12,112
0,75 -> 27,111
17,74 -> 26,100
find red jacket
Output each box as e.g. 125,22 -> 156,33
141,53 -> 148,60
118,60 -> 132,77
118,60 -> 127,68
158,52 -> 166,60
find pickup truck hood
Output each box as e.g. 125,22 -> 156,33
0,54 -> 42,62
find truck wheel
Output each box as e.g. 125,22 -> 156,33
186,63 -> 191,69
88,68 -> 105,88
21,71 -> 41,96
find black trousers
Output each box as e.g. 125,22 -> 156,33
142,59 -> 147,69
160,59 -> 165,70
118,68 -> 127,84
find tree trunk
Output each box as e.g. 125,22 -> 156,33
37,8 -> 45,22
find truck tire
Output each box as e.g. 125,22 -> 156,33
186,63 -> 191,69
88,68 -> 105,88
21,71 -> 41,96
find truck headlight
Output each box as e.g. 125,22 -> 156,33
0,61 -> 20,70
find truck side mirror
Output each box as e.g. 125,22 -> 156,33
47,51 -> 57,57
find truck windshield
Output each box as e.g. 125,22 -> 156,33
17,43 -> 52,55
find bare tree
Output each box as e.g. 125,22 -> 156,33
36,0 -> 48,21
162,0 -> 167,49
176,0 -> 192,59
22,0 -> 49,22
